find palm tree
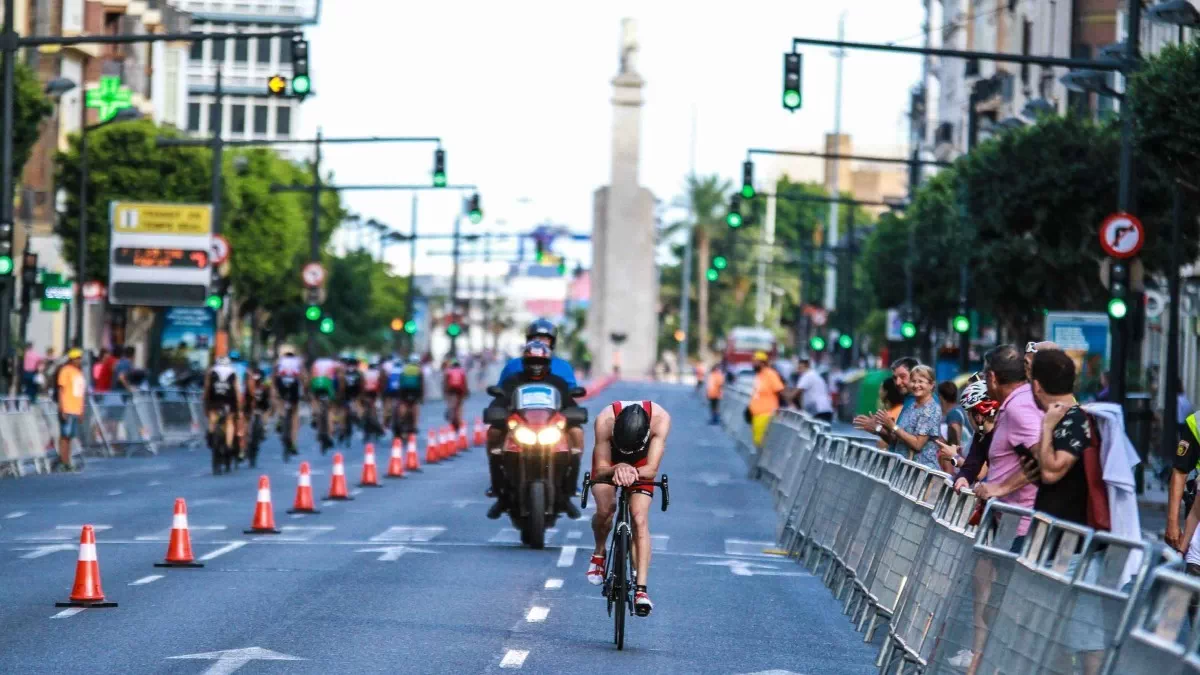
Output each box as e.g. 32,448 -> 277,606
666,174 -> 733,361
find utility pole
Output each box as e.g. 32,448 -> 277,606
481,231 -> 492,355
405,193 -> 418,357
307,129 -> 322,361
448,203 -> 463,356
210,69 -> 228,356
1111,0 -> 1142,407
678,106 -> 696,375
958,80 -> 984,374
823,13 -> 846,312
755,192 -> 777,326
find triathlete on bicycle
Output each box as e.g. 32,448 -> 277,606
389,355 -> 424,439
243,365 -> 272,467
380,356 -> 401,432
587,400 -> 671,617
339,354 -> 364,444
361,358 -> 384,439
274,348 -> 305,457
203,356 -> 244,472
310,354 -> 341,452
443,357 -> 469,430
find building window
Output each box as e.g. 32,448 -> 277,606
209,103 -> 222,134
190,28 -> 204,60
276,106 -> 291,135
231,104 -> 246,133
280,35 -> 292,64
234,37 -> 249,63
187,102 -> 201,131
212,37 -> 226,63
255,35 -> 271,64
253,105 -> 268,133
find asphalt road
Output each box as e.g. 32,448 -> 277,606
0,383 -> 877,674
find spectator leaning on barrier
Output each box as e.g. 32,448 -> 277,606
874,377 -> 906,450
114,346 -> 135,392
20,341 -> 42,401
947,378 -> 998,488
55,349 -> 86,472
853,356 -> 920,445
746,351 -> 785,449
938,380 -> 971,452
705,364 -> 724,425
793,357 -> 834,422
879,364 -> 942,468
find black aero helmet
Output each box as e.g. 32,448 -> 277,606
612,404 -> 651,453
526,318 -> 558,349
521,341 -> 552,379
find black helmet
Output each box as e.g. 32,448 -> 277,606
521,341 -> 552,380
612,404 -> 650,454
525,318 -> 558,349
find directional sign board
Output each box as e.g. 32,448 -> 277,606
108,202 -> 212,307
1099,212 -> 1144,259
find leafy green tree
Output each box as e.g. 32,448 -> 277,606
1128,38 -> 1200,183
14,61 -> 53,176
665,174 -> 732,358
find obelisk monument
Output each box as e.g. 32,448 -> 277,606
589,18 -> 657,377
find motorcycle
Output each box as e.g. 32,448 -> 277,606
485,383 -> 587,549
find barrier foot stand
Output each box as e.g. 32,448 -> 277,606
835,573 -> 851,601
154,561 -> 204,568
875,638 -> 892,668
286,508 -> 322,514
822,560 -> 837,587
855,602 -> 872,632
842,586 -> 856,615
863,612 -> 880,641
358,483 -> 384,488
55,600 -> 117,608
243,528 -> 282,534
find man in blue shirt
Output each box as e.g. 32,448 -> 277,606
495,319 -> 577,389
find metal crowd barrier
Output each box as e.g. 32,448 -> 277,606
0,397 -> 59,476
725,405 -> 1188,674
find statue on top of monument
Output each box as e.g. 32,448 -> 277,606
619,17 -> 638,75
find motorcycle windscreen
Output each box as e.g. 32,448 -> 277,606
510,383 -> 561,411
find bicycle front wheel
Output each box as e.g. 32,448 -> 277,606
612,533 -> 627,650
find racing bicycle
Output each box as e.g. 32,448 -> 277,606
581,472 -> 670,651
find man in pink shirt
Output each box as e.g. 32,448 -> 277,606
20,342 -> 43,401
974,344 -> 1043,544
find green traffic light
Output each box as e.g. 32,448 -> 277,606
433,172 -> 447,187
783,89 -> 801,110
205,294 -> 222,310
741,185 -> 755,199
1108,297 -> 1128,319
319,317 -> 334,334
404,320 -> 417,335
953,314 -> 970,334
0,255 -> 12,275
305,305 -> 321,321
726,212 -> 743,228
446,323 -> 462,337
901,321 -> 917,339
713,255 -> 728,270
810,336 -> 826,352
291,74 -> 311,95
838,334 -> 852,349
557,261 -> 567,275
469,210 -> 482,224
706,268 -> 719,282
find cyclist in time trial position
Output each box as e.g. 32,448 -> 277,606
339,354 -> 364,441
309,353 -> 342,451
274,348 -> 305,456
587,399 -> 671,617
361,358 -> 383,437
203,356 -> 243,463
443,357 -> 469,430
390,355 -> 424,439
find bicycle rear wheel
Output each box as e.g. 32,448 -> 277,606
613,532 -> 627,650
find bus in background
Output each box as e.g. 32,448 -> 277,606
723,326 -> 777,378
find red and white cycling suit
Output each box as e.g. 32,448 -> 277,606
596,400 -> 654,495
363,368 -> 381,394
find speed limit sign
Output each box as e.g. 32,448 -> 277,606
302,262 -> 325,289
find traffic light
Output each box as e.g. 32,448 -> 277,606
206,268 -> 226,310
557,259 -> 567,275
266,74 -> 288,96
467,193 -> 482,224
953,311 -> 970,334
205,293 -> 223,310
783,53 -> 802,111
837,333 -> 853,350
390,317 -> 403,331
726,194 -> 743,228
673,330 -> 685,343
0,221 -> 12,275
290,36 -> 311,99
712,255 -> 728,270
810,335 -> 827,352
19,252 -> 37,311
433,148 -> 446,187
446,322 -> 462,337
1108,261 -> 1129,319
403,320 -> 417,334
706,268 -> 719,282
319,316 -> 334,334
741,161 -> 755,199
901,320 -> 917,339
305,305 -> 321,321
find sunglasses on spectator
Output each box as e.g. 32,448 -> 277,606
1025,341 -> 1038,354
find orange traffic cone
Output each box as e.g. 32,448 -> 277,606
155,498 -> 203,568
56,525 -> 117,607
359,443 -> 382,487
387,438 -> 406,478
244,475 -> 282,534
287,461 -> 321,514
326,452 -> 353,500
425,430 -> 440,464
457,426 -> 469,453
405,434 -> 421,472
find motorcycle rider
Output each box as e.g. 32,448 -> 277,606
203,355 -> 243,471
485,340 -> 582,521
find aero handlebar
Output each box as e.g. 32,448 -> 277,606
581,472 -> 670,512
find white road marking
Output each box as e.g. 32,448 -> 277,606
557,545 -> 577,568
320,500 -> 334,507
51,608 -> 86,619
651,534 -> 669,552
147,480 -> 162,486
277,525 -> 335,541
168,647 -> 304,675
289,514 -> 304,519
349,489 -> 363,497
697,559 -> 810,577
499,649 -> 529,669
60,501 -> 80,506
129,574 -> 163,586
544,578 -> 563,589
15,544 -> 76,559
198,541 -> 247,561
369,526 -> 446,543
5,511 -> 27,519
490,528 -> 557,544
525,606 -> 550,623
107,489 -> 123,496
566,531 -> 582,540
725,539 -> 785,558
16,525 -> 111,542
354,545 -> 436,562
135,525 -> 226,541
711,508 -> 736,519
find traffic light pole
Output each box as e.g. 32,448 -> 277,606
211,69 -> 227,357
307,129 -> 322,361
1111,0 -> 1142,409
449,204 -> 463,356
405,193 -> 418,357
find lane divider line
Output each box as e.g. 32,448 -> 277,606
557,545 -> 577,568
499,649 -> 529,669
129,575 -> 163,586
50,608 -> 85,619
198,541 -> 247,561
4,511 -> 27,519
566,531 -> 581,540
525,606 -> 549,623
544,578 -> 563,590
106,490 -> 123,496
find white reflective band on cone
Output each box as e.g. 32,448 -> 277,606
392,446 -> 402,457
78,543 -> 97,561
333,464 -> 344,476
172,514 -> 188,529
365,454 -> 375,465
257,488 -> 270,502
299,475 -> 311,487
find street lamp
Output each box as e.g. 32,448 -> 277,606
74,106 -> 142,350
1060,70 -> 1123,99
1021,98 -> 1055,118
44,78 -> 77,97
995,117 -> 1027,131
1147,0 -> 1200,27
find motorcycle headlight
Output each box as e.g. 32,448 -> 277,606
513,426 -> 538,445
537,427 -> 562,445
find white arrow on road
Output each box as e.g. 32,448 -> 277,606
697,559 -> 810,577
693,472 -> 732,487
13,543 -> 75,559
355,545 -> 437,562
167,647 -> 304,675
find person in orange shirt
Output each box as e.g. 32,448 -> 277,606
706,364 -> 725,425
748,351 -> 785,448
55,348 -> 86,471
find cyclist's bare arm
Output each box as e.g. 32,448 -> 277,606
636,404 -> 670,481
591,408 -> 617,481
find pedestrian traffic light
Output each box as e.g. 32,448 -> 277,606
953,312 -> 970,334
290,36 -> 311,99
783,53 -> 802,111
741,161 -> 755,199
433,148 -> 446,187
1108,261 -> 1129,319
838,334 -> 853,350
446,322 -> 462,337
712,255 -> 728,270
810,335 -> 826,352
305,305 -> 321,321
726,194 -> 743,228
901,320 -> 917,339
404,320 -> 417,334
205,293 -> 222,310
706,268 -> 719,282
390,317 -> 403,331
557,259 -> 567,276
319,316 -> 334,334
267,74 -> 288,96
467,193 -> 482,224
0,221 -> 12,275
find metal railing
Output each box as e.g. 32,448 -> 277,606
723,400 -> 1187,674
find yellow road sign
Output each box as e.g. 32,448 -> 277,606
111,202 -> 212,236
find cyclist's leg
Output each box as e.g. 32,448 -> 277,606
206,409 -> 219,445
410,402 -> 421,433
223,406 -> 237,452
629,492 -> 653,586
590,483 -> 617,556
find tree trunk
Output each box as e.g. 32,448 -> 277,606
697,229 -> 711,362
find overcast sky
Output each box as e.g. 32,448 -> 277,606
300,0 -> 926,274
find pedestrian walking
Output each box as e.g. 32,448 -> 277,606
55,349 -> 86,472
794,357 -> 833,422
705,364 -> 724,425
746,351 -> 785,449
20,341 -> 43,401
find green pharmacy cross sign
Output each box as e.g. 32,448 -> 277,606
85,75 -> 134,122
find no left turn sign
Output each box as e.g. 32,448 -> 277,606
302,262 -> 326,289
